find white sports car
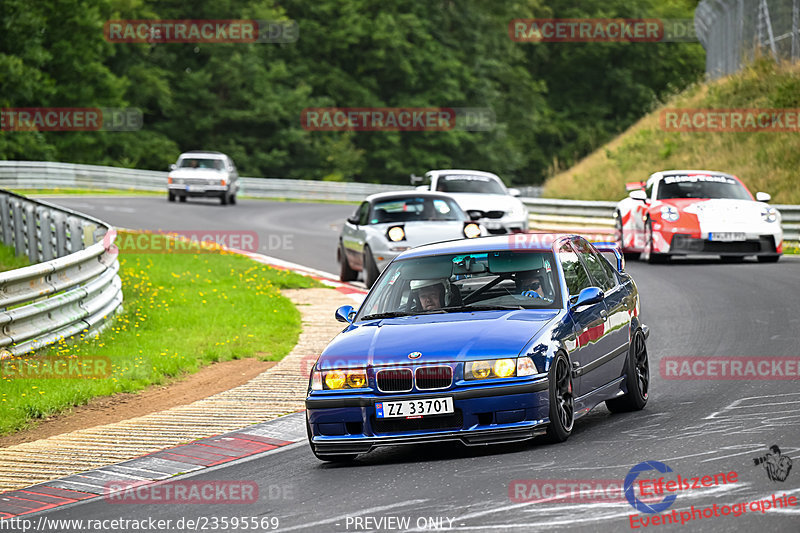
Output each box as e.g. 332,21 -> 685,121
339,191 -> 485,287
414,169 -> 529,234
614,170 -> 782,263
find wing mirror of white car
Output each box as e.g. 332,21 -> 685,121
335,305 -> 356,323
346,217 -> 359,225
169,164 -> 177,171
508,187 -> 521,197
629,190 -> 648,202
756,191 -> 771,202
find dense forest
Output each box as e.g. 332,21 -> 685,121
0,0 -> 704,185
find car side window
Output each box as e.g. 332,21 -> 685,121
572,239 -> 615,291
357,202 -> 370,225
558,242 -> 592,296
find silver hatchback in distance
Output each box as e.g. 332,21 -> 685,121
167,151 -> 239,206
338,191 -> 485,287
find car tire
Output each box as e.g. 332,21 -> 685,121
643,219 -> 668,264
338,243 -> 358,282
305,415 -> 357,463
615,212 -> 640,260
220,193 -> 228,206
179,196 -> 187,203
757,254 -> 780,263
229,194 -> 237,205
168,192 -> 175,202
605,329 -> 649,413
545,352 -> 574,443
363,246 -> 380,288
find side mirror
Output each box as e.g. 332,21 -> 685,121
346,217 -> 359,226
169,164 -> 177,171
571,287 -> 604,310
508,188 -> 521,197
410,174 -> 424,185
629,190 -> 647,202
756,192 -> 771,202
335,305 -> 356,323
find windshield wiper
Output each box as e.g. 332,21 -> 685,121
442,305 -> 524,312
361,309 -> 447,321
360,311 -> 411,320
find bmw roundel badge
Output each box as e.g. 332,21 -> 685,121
408,351 -> 422,360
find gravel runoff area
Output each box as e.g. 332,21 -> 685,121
0,288 -> 354,493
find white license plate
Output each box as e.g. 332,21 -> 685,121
375,397 -> 454,419
710,232 -> 746,242
186,185 -> 207,192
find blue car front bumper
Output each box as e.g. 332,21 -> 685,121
305,378 -> 551,455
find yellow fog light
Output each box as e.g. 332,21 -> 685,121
387,226 -> 406,242
464,223 -> 481,239
467,360 -> 491,380
493,359 -> 516,378
346,370 -> 367,388
325,370 -> 347,389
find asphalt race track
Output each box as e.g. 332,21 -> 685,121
24,196 -> 800,532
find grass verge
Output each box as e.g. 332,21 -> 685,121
0,230 -> 323,435
0,242 -> 30,272
543,59 -> 800,204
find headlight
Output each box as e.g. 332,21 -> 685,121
465,358 -> 538,380
761,207 -> 778,223
312,368 -> 368,390
463,223 -> 481,239
387,226 -> 406,242
660,205 -> 680,222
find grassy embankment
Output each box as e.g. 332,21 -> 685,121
544,59 -> 800,205
0,231 -> 321,435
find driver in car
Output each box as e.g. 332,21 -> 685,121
411,279 -> 448,311
517,270 -> 545,299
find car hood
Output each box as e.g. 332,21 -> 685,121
660,198 -> 767,222
318,310 -> 558,368
370,220 -> 473,247
445,193 -> 522,213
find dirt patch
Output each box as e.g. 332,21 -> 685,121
0,358 -> 274,447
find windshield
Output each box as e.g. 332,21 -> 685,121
657,175 -> 752,200
370,197 -> 465,223
357,251 -> 561,321
435,175 -> 506,194
178,158 -> 225,170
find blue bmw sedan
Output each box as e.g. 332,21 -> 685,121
305,234 -> 650,462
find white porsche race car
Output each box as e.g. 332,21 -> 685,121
615,170 -> 782,263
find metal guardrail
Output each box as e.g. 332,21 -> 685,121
0,161 -> 796,243
522,197 -> 800,244
0,161 -> 408,202
0,190 -> 122,358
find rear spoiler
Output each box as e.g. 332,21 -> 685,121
625,181 -> 645,192
592,241 -> 625,272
